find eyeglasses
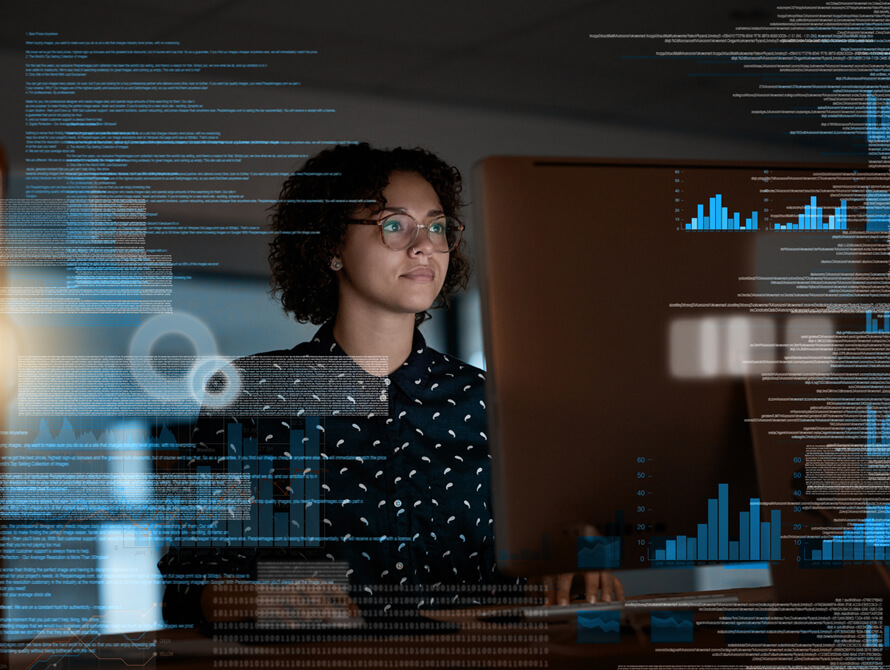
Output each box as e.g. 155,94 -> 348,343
348,213 -> 464,253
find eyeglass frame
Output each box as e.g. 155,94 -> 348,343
347,212 -> 465,253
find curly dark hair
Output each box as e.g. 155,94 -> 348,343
269,142 -> 470,325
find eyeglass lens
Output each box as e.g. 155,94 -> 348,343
381,214 -> 461,252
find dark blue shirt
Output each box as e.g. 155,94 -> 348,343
158,322 -> 522,623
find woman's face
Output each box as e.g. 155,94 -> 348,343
335,171 -> 450,320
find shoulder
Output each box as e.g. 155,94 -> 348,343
237,325 -> 332,362
431,348 -> 485,380
242,341 -> 314,359
420,343 -> 486,394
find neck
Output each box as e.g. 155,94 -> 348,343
332,308 -> 416,375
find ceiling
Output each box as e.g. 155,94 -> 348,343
1,0 -> 858,279
1,0 -> 827,148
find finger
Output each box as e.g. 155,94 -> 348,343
345,595 -> 361,618
585,571 -> 602,603
321,586 -> 351,620
542,574 -> 558,605
527,575 -> 547,604
290,589 -> 314,622
600,573 -> 615,602
316,583 -> 358,620
555,573 -> 573,606
295,584 -> 328,621
595,572 -> 625,602
306,587 -> 330,617
330,585 -> 360,618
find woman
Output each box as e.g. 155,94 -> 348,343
159,142 -> 621,627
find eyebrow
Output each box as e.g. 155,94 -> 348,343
383,206 -> 445,217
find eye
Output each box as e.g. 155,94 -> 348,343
382,218 -> 404,233
429,221 -> 446,235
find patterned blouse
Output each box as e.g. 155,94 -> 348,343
158,321 -> 523,624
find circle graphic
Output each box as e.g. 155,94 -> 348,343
128,313 -> 217,402
188,356 -> 242,409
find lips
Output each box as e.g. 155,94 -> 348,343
401,267 -> 435,282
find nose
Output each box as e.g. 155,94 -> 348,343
409,225 -> 436,256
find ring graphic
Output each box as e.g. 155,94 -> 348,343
128,313 -> 217,402
188,356 -> 241,408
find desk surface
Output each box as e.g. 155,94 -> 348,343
7,587 -> 773,670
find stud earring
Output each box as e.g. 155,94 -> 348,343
330,258 -> 343,271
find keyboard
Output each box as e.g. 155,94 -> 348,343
475,591 -> 740,622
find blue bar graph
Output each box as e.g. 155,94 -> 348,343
865,624 -> 890,648
227,423 -> 243,546
259,463 -> 273,548
686,194 -> 758,231
718,484 -> 729,561
274,512 -> 288,546
220,417 -> 321,548
773,197 -> 847,230
195,465 -> 211,547
867,91 -> 890,144
652,485 -> 781,565
686,196 -> 850,232
865,310 -> 890,333
708,498 -> 718,560
750,499 -> 759,562
866,405 -> 890,459
866,188 -> 890,231
305,417 -> 321,546
244,435 -> 258,546
290,428 -> 305,546
697,524 -> 707,561
800,503 -> 890,566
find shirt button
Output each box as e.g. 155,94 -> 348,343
395,562 -> 404,570
393,500 -> 402,508
384,378 -> 391,386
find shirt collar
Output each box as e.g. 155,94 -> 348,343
304,321 -> 433,400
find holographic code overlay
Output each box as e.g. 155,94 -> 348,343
18,355 -> 389,416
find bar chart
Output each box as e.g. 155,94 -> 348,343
866,624 -> 889,648
650,484 -> 781,565
772,196 -> 847,230
187,417 -> 321,547
799,504 -> 890,566
867,405 -> 890,459
685,194 -> 758,230
683,194 -> 847,231
867,188 -> 890,231
867,91 -> 890,144
865,311 -> 890,333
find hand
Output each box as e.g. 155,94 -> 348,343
538,522 -> 625,605
539,570 -> 625,606
257,579 -> 360,628
200,579 -> 257,622
201,578 -> 360,626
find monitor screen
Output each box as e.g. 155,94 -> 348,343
476,156 -> 867,577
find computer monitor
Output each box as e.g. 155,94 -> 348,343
475,156 -> 866,578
